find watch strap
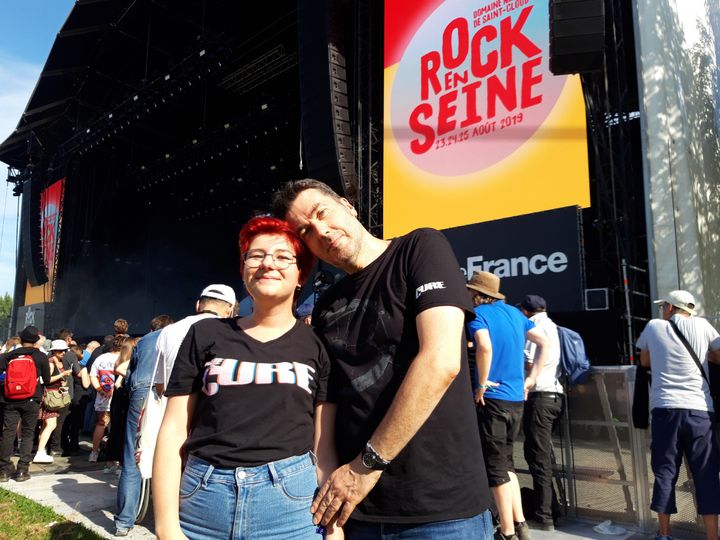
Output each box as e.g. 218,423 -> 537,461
363,441 -> 390,470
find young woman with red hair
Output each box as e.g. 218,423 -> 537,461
153,216 -> 341,540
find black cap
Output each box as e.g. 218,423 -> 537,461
520,295 -> 547,312
19,325 -> 41,344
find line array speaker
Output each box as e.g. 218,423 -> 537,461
298,0 -> 357,199
549,0 -> 605,75
21,177 -> 48,287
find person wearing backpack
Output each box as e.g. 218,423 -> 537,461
637,290 -> 720,540
0,326 -> 52,482
519,295 -> 563,532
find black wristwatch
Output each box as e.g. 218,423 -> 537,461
361,442 -> 391,471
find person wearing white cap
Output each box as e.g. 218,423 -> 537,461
33,340 -> 74,464
637,290 -> 720,540
152,284 -> 237,394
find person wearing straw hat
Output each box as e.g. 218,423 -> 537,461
466,271 -> 549,540
637,290 -> 720,540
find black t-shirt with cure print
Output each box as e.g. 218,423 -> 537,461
166,317 -> 330,468
313,228 -> 491,523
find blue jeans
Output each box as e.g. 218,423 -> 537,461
179,452 -> 322,539
344,510 -> 494,539
114,384 -> 151,529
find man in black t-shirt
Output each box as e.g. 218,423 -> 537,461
0,326 -> 52,482
274,180 -> 492,538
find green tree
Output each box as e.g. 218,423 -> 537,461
0,293 -> 12,321
0,293 -> 12,340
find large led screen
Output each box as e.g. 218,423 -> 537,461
383,0 -> 590,237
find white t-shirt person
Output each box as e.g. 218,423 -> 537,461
153,313 -> 219,389
89,351 -> 118,412
636,314 -> 720,412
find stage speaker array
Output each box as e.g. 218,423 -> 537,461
549,0 -> 605,75
21,177 -> 49,286
298,0 -> 357,199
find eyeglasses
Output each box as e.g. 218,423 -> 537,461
243,249 -> 297,269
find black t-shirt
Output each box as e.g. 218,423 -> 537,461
60,350 -> 84,401
166,317 -> 330,468
313,228 -> 491,523
0,346 -> 51,402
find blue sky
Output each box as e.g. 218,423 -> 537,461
0,1 -> 75,296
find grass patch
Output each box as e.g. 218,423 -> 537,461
0,488 -> 104,540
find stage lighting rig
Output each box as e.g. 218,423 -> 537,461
6,167 -> 29,196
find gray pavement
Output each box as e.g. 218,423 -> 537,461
2,458 -> 654,540
2,443 -> 154,539
0,442 -> 668,540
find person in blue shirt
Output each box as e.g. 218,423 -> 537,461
466,272 -> 549,540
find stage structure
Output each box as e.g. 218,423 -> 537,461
3,0 -> 714,364
1,0 -> 363,336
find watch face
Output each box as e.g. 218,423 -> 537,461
362,451 -> 375,469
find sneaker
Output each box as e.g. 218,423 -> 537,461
12,470 -> 30,482
114,527 -> 130,537
0,471 -> 10,482
103,462 -> 120,474
33,450 -> 54,464
654,534 -> 673,540
494,531 -> 519,540
537,521 -> 555,532
88,450 -> 99,463
528,513 -> 555,531
514,521 -> 531,540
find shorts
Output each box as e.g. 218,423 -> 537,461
95,410 -> 111,427
477,398 -> 524,487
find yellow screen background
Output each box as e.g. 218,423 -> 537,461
383,64 -> 590,238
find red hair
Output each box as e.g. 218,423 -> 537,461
239,216 -> 315,284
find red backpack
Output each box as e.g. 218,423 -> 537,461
4,354 -> 38,400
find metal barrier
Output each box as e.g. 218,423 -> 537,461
562,366 -> 652,530
513,366 -> 705,536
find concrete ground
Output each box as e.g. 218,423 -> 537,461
2,456 -> 654,540
0,441 -> 686,540
2,441 -> 154,539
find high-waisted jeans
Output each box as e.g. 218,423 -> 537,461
179,452 -> 323,539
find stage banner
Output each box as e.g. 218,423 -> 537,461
384,0 -> 590,237
442,206 -> 583,311
40,178 -> 65,289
